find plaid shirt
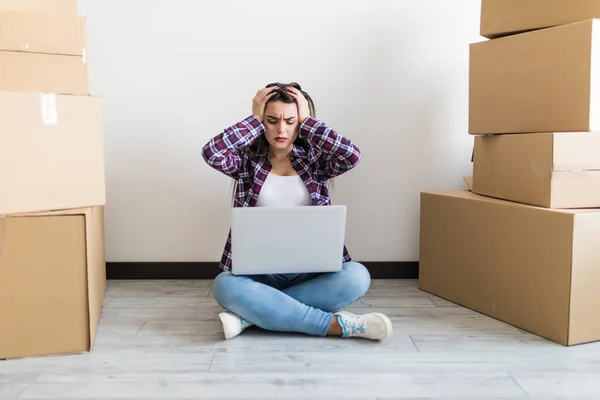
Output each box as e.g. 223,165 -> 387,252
202,115 -> 361,272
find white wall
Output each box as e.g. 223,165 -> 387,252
78,0 -> 483,263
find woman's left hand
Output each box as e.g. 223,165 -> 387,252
286,86 -> 310,124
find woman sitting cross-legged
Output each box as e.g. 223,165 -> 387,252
202,82 -> 393,341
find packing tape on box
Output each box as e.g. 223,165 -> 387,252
40,93 -> 58,126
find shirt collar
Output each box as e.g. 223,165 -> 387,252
253,143 -> 308,164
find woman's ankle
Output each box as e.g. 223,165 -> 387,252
326,314 -> 344,336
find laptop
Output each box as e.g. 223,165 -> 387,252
230,205 -> 347,275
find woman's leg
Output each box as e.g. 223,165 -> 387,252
212,262 -> 392,340
282,261 -> 371,312
283,262 -> 392,339
211,271 -> 334,338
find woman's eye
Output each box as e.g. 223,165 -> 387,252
286,121 -> 295,125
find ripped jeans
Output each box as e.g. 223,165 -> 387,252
211,261 -> 371,336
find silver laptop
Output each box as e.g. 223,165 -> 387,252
230,205 -> 347,275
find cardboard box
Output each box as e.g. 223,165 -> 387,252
0,0 -> 77,16
0,206 -> 106,359
473,133 -> 600,208
0,11 -> 85,56
469,19 -> 600,135
0,50 -> 88,95
481,0 -> 600,38
418,190 -> 600,346
0,92 -> 105,216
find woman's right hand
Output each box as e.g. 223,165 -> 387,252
252,87 -> 277,121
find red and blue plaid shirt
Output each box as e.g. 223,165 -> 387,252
202,115 -> 361,272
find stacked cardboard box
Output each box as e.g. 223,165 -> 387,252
419,0 -> 600,346
0,0 -> 106,359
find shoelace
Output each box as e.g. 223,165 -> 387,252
339,314 -> 366,336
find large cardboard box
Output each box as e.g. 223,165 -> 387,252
469,19 -> 600,135
0,0 -> 77,16
481,0 -> 600,38
473,133 -> 600,208
419,190 -> 600,346
0,50 -> 88,95
0,11 -> 85,56
0,206 -> 106,359
0,92 -> 105,215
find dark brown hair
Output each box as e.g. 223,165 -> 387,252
246,82 -> 316,157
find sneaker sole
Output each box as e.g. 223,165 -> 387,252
219,312 -> 241,340
372,312 -> 393,340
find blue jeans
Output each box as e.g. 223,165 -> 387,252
212,261 -> 371,337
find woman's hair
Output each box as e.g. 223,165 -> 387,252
245,82 -> 316,157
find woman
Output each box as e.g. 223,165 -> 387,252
202,82 -> 392,341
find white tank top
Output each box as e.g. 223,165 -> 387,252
256,173 -> 312,207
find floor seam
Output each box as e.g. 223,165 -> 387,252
508,372 -> 530,398
135,321 -> 148,335
207,353 -> 217,373
427,296 -> 438,307
409,334 -> 420,352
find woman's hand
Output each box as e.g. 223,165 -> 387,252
252,87 -> 277,121
286,86 -> 310,124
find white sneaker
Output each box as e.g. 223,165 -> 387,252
218,311 -> 253,340
335,311 -> 393,340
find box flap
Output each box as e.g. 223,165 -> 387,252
463,176 -> 473,191
10,207 -> 93,217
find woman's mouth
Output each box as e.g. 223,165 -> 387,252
275,137 -> 287,143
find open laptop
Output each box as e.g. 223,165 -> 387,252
230,205 -> 347,275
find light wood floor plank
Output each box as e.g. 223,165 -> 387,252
3,279 -> 599,400
0,374 -> 36,399
16,372 -> 526,399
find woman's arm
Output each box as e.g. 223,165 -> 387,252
286,86 -> 361,180
202,87 -> 276,178
299,116 -> 361,180
202,116 -> 264,179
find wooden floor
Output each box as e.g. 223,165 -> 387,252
2,279 -> 600,399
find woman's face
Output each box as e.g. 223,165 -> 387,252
263,100 -> 299,153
